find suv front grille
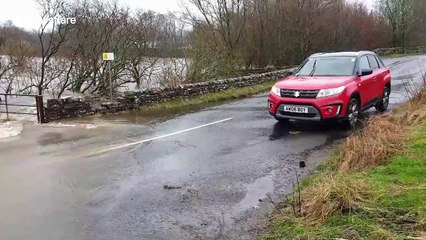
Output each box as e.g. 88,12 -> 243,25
280,89 -> 320,99
278,111 -> 317,118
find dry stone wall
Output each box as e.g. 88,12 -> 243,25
45,70 -> 291,121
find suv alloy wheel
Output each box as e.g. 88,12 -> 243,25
346,98 -> 360,129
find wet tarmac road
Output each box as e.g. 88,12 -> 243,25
0,56 -> 425,240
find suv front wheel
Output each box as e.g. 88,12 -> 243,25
345,98 -> 360,129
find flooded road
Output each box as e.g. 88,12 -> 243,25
0,55 -> 425,240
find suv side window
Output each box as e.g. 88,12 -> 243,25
374,55 -> 385,68
367,55 -> 379,69
358,56 -> 371,73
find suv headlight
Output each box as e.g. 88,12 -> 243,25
271,86 -> 281,96
317,86 -> 346,98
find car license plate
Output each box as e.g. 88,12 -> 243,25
283,106 -> 308,113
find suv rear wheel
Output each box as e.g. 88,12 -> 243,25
345,98 -> 360,129
375,86 -> 390,112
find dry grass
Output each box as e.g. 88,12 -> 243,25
299,174 -> 371,224
336,91 -> 426,172
371,227 -> 398,240
337,116 -> 407,171
407,232 -> 426,240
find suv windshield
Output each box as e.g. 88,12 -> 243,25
295,56 -> 356,76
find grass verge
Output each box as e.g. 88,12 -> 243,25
135,80 -> 275,116
264,91 -> 426,240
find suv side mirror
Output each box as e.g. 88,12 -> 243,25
360,68 -> 373,76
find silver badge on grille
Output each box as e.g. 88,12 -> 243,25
294,91 -> 301,98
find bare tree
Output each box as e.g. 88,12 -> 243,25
182,0 -> 249,80
188,0 -> 249,54
66,1 -> 132,95
124,10 -> 160,89
0,23 -> 28,94
0,56 -> 16,94
377,0 -> 420,52
154,13 -> 192,87
34,0 -> 75,95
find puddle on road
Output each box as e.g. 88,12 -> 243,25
38,131 -> 93,145
232,171 -> 275,214
269,121 -> 349,141
201,172 -> 275,239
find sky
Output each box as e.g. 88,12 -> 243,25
0,0 -> 183,31
348,0 -> 376,9
0,0 -> 375,31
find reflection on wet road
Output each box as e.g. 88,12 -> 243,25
0,55 -> 425,240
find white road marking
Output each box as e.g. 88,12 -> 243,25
85,118 -> 233,156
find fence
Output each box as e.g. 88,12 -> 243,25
0,93 -> 46,123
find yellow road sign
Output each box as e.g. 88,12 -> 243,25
103,53 -> 114,61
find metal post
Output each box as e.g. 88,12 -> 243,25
39,96 -> 46,123
35,95 -> 46,124
109,61 -> 112,100
5,94 -> 9,121
36,96 -> 40,123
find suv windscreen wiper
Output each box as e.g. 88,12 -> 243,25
309,59 -> 317,76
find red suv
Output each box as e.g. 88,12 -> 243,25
268,51 -> 391,128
